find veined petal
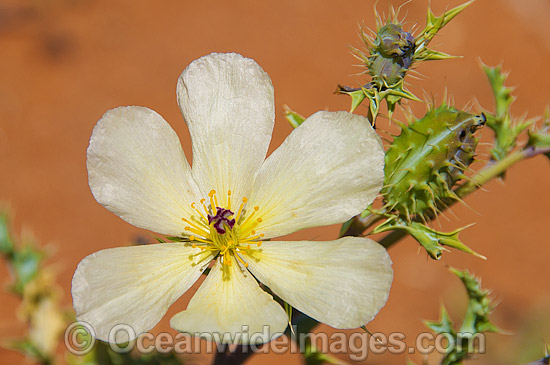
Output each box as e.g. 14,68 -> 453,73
72,243 -> 214,343
177,53 -> 275,204
249,111 -> 384,238
170,259 -> 288,344
87,106 -> 201,236
244,237 -> 393,329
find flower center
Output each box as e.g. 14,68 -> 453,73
207,207 -> 235,234
181,189 -> 264,268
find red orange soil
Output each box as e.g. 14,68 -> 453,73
1,0 -> 549,364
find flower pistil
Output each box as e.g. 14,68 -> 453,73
182,189 -> 264,270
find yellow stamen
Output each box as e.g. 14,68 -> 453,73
189,236 -> 210,244
189,203 -> 208,223
199,198 -> 209,215
235,197 -> 248,222
208,189 -> 218,211
182,217 -> 208,232
234,253 -> 249,268
184,226 -> 209,238
241,206 -> 259,227
227,190 -> 232,210
240,233 -> 264,243
240,220 -> 262,237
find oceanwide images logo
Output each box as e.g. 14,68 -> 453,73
64,322 -> 486,361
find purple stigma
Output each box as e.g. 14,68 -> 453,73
207,207 -> 236,235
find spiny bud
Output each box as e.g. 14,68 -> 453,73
382,105 -> 486,220
368,24 -> 415,86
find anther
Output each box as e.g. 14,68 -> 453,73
235,254 -> 249,268
209,190 -> 218,212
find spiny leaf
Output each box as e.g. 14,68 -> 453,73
373,219 -> 484,260
335,86 -> 368,113
425,305 -> 454,334
425,268 -> 501,364
420,0 -> 475,47
482,63 -> 534,163
483,63 -> 514,120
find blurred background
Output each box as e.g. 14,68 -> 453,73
0,0 -> 549,363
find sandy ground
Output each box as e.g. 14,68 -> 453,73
1,0 -> 549,364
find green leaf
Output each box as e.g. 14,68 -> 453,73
348,89 -> 367,113
482,63 -> 533,163
415,49 -> 459,61
12,246 -> 43,294
527,111 -> 550,161
425,305 -> 454,334
283,105 -> 306,128
164,236 -> 189,242
6,338 -> 49,363
482,63 -> 514,120
373,219 -> 485,260
421,0 -> 475,46
0,213 -> 14,255
424,268 -> 501,365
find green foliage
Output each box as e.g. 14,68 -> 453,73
337,1 -> 474,120
0,212 -> 190,365
283,105 -> 306,128
527,110 -> 550,161
0,213 -> 14,255
0,214 -> 44,295
382,104 -> 485,221
11,245 -> 43,294
482,64 -> 532,163
425,268 -> 500,365
338,103 -> 488,259
415,0 -> 475,61
373,219 -> 483,260
7,339 -> 51,364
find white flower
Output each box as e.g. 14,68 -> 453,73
72,53 -> 392,345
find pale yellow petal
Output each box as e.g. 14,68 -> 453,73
72,243 -> 214,343
170,258 -> 287,344
249,111 -> 384,239
177,53 -> 275,204
245,237 -> 393,328
87,106 -> 201,236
